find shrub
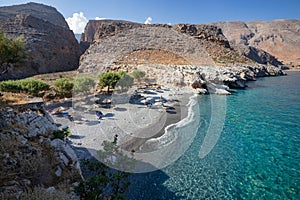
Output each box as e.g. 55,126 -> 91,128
0,80 -> 21,93
0,79 -> 49,96
53,78 -> 74,97
20,79 -> 49,95
0,32 -> 27,65
52,127 -> 71,140
73,76 -> 95,94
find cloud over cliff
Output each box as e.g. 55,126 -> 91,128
144,17 -> 152,24
66,12 -> 88,34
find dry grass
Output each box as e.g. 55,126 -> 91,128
0,92 -> 29,106
31,70 -> 78,84
116,49 -> 190,65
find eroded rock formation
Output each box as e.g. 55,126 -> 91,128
0,3 -> 81,80
80,20 -> 251,65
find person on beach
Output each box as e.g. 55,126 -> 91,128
96,111 -> 103,120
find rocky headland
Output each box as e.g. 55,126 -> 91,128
78,20 -> 286,95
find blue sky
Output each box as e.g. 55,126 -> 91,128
1,0 -> 299,33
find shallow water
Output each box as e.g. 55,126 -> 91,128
127,72 -> 300,199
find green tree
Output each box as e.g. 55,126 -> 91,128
53,78 -> 74,97
131,70 -> 146,82
73,76 -> 95,94
116,72 -> 134,92
98,72 -> 121,93
0,32 -> 27,66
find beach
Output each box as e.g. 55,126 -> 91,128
46,87 -> 194,163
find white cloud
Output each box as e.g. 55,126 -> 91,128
144,17 -> 152,24
95,17 -> 106,20
66,12 -> 88,34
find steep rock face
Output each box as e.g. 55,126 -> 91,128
81,20 -> 140,44
212,20 -> 300,68
80,20 -> 171,51
173,24 -> 230,47
0,103 -> 81,197
0,2 -> 69,28
78,25 -> 215,74
0,3 -> 80,80
172,24 -> 252,65
79,20 -> 252,68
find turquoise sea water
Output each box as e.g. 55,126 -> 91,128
127,71 -> 300,199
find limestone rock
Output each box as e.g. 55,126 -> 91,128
51,139 -> 81,171
0,103 -> 82,198
79,20 -> 251,66
0,3 -> 80,80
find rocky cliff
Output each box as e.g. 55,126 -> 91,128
0,102 -> 81,198
212,19 -> 300,68
80,20 -> 251,65
81,19 -> 299,69
78,20 -> 284,94
0,3 -> 81,80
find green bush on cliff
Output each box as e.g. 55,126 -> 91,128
53,78 -> 74,97
52,127 -> 71,140
0,78 -> 49,96
0,32 -> 27,66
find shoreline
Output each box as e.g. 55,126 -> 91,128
120,93 -> 191,152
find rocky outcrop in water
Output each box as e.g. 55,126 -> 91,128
105,63 -> 284,95
0,102 -> 81,198
0,3 -> 81,80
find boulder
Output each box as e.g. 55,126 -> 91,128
51,139 -> 81,171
